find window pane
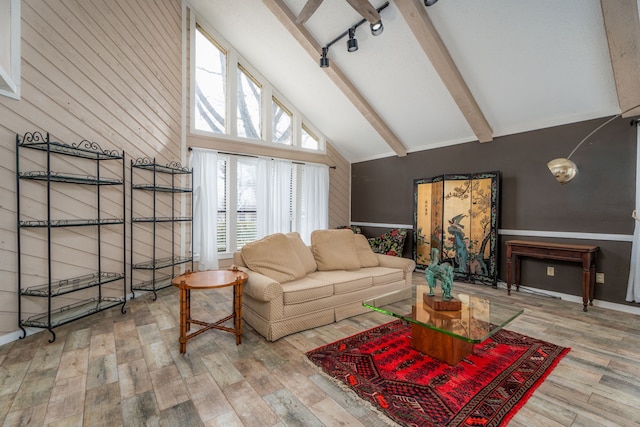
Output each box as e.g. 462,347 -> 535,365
195,27 -> 226,133
301,125 -> 319,150
217,158 -> 227,252
272,98 -> 292,145
236,158 -> 257,249
237,65 -> 261,139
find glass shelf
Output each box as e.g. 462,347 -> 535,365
19,171 -> 123,185
20,218 -> 125,228
132,256 -> 192,270
131,160 -> 191,174
21,272 -> 125,297
19,138 -> 123,160
131,274 -> 173,292
132,216 -> 192,223
132,183 -> 191,193
21,296 -> 125,329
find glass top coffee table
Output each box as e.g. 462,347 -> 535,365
363,285 -> 523,365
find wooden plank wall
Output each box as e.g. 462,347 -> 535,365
0,0 -> 352,337
326,143 -> 350,229
0,0 -> 183,335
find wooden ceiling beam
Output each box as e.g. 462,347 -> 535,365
345,0 -> 380,24
296,0 -> 323,24
263,0 -> 408,157
600,0 -> 640,117
396,0 -> 493,143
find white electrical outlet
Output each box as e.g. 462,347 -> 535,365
596,273 -> 605,284
547,266 -> 555,276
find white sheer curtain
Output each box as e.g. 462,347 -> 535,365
256,158 -> 269,239
299,164 -> 329,244
626,126 -> 640,301
256,158 -> 293,237
190,148 -> 219,271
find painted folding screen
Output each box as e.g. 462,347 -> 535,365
414,171 -> 500,285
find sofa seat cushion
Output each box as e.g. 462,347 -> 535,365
281,277 -> 333,305
308,270 -> 373,294
241,233 -> 306,284
360,266 -> 404,286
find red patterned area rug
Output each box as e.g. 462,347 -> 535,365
306,320 -> 569,427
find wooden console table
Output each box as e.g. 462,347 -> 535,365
505,240 -> 599,312
172,269 -> 248,353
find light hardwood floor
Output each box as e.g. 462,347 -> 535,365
1,273 -> 639,427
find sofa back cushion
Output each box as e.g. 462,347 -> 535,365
241,233 -> 306,283
367,228 -> 407,257
233,251 -> 246,268
354,233 -> 380,267
311,229 -> 360,271
285,232 -> 317,273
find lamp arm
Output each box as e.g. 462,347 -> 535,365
567,104 -> 640,160
566,114 -> 620,159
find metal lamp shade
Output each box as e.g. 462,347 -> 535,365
547,158 -> 578,184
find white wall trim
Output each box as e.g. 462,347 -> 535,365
351,222 -> 414,229
499,229 -> 633,242
0,0 -> 21,100
351,223 -> 633,242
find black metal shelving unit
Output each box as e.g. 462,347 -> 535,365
16,131 -> 127,343
130,157 -> 193,300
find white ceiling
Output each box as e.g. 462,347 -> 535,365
187,0 -> 635,163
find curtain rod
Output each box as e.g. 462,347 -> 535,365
187,146 -> 336,169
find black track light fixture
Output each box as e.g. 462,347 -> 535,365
320,47 -> 329,68
370,20 -> 383,36
425,0 -> 438,5
347,27 -> 358,52
318,2 -> 390,68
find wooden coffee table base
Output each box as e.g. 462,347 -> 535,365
411,323 -> 474,365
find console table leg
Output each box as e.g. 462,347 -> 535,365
589,264 -> 596,306
514,257 -> 521,291
506,245 -> 513,296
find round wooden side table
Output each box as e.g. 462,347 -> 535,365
172,269 -> 249,353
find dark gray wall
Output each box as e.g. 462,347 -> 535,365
352,117 -> 638,306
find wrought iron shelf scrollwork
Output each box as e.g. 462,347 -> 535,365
132,256 -> 192,270
21,297 -> 126,329
130,157 -> 193,301
132,216 -> 192,223
20,218 -> 125,228
19,171 -> 123,185
18,132 -> 123,160
132,183 -> 192,193
130,274 -> 173,293
22,272 -> 125,296
16,131 -> 127,343
132,157 -> 191,174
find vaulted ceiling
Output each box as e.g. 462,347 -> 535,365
187,0 -> 640,163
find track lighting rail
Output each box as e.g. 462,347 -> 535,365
320,1 -> 389,68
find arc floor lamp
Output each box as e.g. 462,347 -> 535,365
548,104 -> 640,184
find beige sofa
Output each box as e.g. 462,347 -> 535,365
233,229 -> 416,341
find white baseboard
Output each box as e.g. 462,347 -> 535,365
498,229 -> 633,242
0,292 -> 137,348
0,327 -> 42,347
495,281 -> 640,315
